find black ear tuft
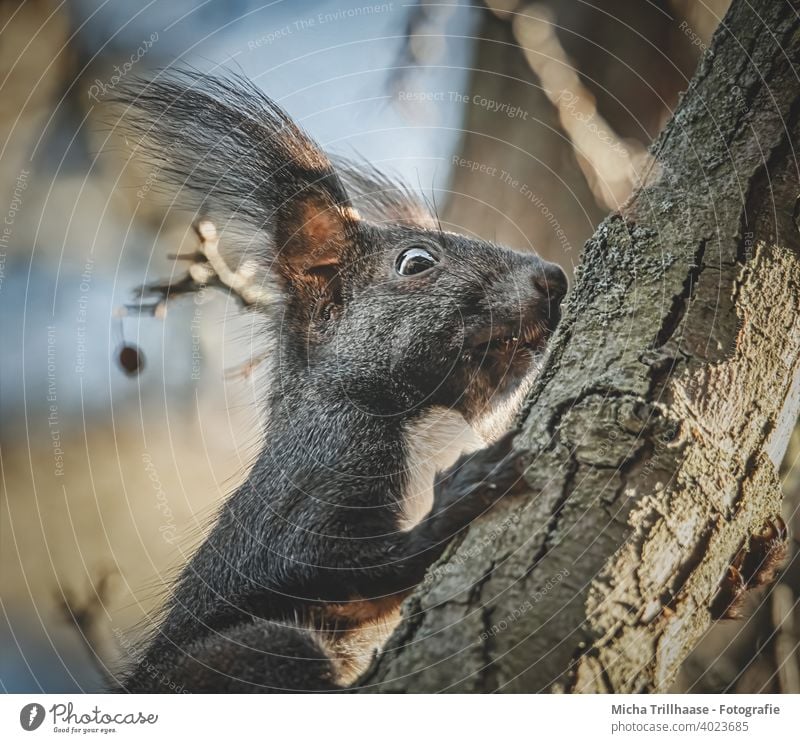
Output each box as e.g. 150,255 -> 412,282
335,158 -> 436,229
115,70 -> 359,295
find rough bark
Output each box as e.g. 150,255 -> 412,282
358,0 -> 800,692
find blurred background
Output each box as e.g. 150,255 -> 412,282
1,0 -> 798,693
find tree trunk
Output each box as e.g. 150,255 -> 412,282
358,0 -> 800,692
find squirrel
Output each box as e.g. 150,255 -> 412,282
116,73 -> 568,692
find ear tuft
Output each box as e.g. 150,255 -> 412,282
116,71 -> 360,285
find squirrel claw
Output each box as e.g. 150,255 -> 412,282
710,516 -> 789,620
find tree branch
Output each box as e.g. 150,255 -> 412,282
134,220 -> 270,315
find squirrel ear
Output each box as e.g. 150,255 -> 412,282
116,73 -> 364,304
274,195 -> 360,302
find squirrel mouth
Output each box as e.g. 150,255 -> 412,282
466,322 -> 548,359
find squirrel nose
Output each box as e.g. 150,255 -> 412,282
533,260 -> 568,304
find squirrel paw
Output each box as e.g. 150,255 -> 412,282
710,516 -> 788,620
430,430 -> 529,536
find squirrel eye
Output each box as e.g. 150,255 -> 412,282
395,246 -> 438,276
320,302 -> 338,321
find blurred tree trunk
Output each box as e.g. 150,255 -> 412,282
442,0 -> 719,271
360,0 -> 800,692
549,0 -> 724,141
442,8 -> 604,270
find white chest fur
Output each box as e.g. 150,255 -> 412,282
398,406 -> 486,530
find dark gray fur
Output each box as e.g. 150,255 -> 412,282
116,73 -> 567,692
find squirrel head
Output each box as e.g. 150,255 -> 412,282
313,218 -> 566,426
120,73 -> 567,427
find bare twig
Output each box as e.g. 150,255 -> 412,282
224,350 -> 270,380
132,220 -> 271,315
55,571 -> 120,689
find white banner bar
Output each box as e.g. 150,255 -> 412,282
0,694 -> 797,742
